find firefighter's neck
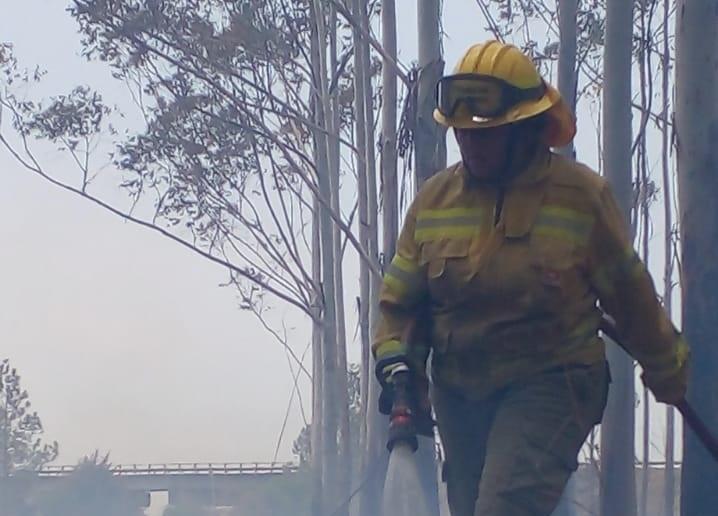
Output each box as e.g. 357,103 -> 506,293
464,142 -> 539,188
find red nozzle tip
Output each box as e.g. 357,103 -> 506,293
391,414 -> 412,426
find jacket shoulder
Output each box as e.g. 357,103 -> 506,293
413,162 -> 464,206
547,153 -> 607,206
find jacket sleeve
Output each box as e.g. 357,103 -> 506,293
372,201 -> 430,383
587,182 -> 689,390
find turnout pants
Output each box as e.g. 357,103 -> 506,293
432,362 -> 609,516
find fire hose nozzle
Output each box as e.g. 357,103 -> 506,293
386,371 -> 419,452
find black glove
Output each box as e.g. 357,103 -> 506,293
387,370 -> 418,451
378,382 -> 395,416
382,370 -> 436,452
375,355 -> 409,416
379,380 -> 435,436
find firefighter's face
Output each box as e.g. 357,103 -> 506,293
454,125 -> 513,179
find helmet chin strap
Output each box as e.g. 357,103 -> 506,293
460,121 -> 539,186
497,122 -> 543,186
480,124 -> 521,187
498,124 -> 519,186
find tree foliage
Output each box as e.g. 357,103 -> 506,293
33,452 -> 145,516
0,359 -> 58,476
476,0 -> 605,87
0,3 -> 392,514
1,0 -> 371,320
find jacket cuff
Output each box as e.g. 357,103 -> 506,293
374,339 -> 409,385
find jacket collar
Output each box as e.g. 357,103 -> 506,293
458,146 -> 552,190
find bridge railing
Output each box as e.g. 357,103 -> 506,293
38,462 -> 299,478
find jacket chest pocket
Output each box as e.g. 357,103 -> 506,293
419,239 -> 472,302
529,236 -> 583,310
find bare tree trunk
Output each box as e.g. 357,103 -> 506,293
382,0 -> 399,256
552,2 -> 579,514
412,2 -> 444,514
661,2 -> 675,513
310,3 -> 342,513
311,197 -> 324,516
328,8 -> 351,516
354,0 -> 371,469
551,3 -> 580,515
665,412 -> 675,516
637,16 -> 651,514
640,150 -> 651,516
557,0 -> 578,159
640,389 -> 650,516
664,403 -> 675,515
350,2 -> 385,515
675,2 -> 718,515
357,1 -> 388,514
415,0 -> 447,186
600,0 -> 637,514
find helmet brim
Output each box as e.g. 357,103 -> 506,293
433,84 -> 576,147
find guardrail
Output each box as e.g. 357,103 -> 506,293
37,460 -> 679,478
38,462 -> 299,478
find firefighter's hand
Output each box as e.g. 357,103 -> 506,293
387,397 -> 435,437
376,359 -> 408,387
642,361 -> 688,406
378,383 -> 394,415
377,362 -> 409,415
378,368 -> 435,437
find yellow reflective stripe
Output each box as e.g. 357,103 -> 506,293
534,205 -> 594,246
416,207 -> 483,220
383,274 -> 408,297
383,253 -> 422,297
375,339 -> 407,362
415,207 -> 483,243
390,254 -> 419,274
415,226 -> 479,242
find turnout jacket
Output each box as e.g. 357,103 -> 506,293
373,149 -> 688,399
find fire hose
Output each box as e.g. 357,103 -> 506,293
599,316 -> 718,462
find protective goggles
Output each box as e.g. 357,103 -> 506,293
436,74 -> 547,121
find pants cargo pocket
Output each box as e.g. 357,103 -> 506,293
474,363 -> 609,516
525,363 -> 608,473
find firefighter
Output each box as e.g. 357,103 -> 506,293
373,40 -> 689,516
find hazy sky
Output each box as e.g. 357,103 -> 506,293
1,0 -> 673,468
